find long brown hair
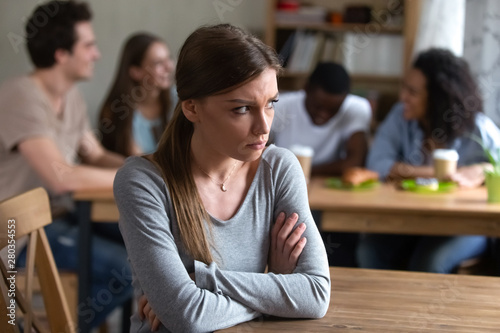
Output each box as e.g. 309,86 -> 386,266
99,32 -> 172,156
152,24 -> 281,264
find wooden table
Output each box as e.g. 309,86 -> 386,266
219,267 -> 500,332
308,178 -> 500,237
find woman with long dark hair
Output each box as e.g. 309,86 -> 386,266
99,32 -> 175,156
359,48 -> 500,273
114,24 -> 330,332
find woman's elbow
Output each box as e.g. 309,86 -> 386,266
311,289 -> 330,318
314,298 -> 330,318
302,281 -> 330,318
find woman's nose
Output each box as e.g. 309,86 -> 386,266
254,109 -> 271,134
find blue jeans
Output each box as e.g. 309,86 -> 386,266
17,215 -> 133,328
357,234 -> 488,273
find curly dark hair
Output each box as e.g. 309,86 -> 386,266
308,62 -> 350,94
26,1 -> 92,68
413,48 -> 482,144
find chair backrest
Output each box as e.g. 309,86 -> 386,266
0,187 -> 76,333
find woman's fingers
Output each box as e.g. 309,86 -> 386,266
151,316 -> 161,331
147,306 -> 157,327
138,295 -> 148,320
138,294 -> 162,330
268,212 -> 308,274
276,213 -> 299,252
271,212 -> 286,250
289,237 -> 307,264
283,223 -> 306,258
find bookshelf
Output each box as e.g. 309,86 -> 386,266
265,0 -> 421,125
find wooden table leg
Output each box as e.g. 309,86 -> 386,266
77,200 -> 92,333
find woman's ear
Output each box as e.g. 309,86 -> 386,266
129,66 -> 143,81
182,99 -> 200,122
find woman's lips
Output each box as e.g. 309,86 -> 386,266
247,141 -> 266,150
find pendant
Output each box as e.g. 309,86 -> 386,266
221,184 -> 227,192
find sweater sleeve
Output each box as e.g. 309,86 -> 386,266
114,159 -> 259,333
478,113 -> 500,160
367,104 -> 405,179
194,148 -> 330,319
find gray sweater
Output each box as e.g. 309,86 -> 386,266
114,145 -> 330,333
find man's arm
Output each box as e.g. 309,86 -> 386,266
18,136 -> 119,194
78,131 -> 124,167
311,131 -> 368,176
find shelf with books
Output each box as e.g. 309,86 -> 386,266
275,22 -> 403,35
276,29 -> 404,81
265,0 -> 416,121
280,71 -> 401,83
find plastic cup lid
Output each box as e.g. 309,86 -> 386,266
433,149 -> 459,161
289,144 -> 314,157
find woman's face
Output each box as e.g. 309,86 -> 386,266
189,68 -> 279,162
400,68 -> 428,121
136,41 -> 174,89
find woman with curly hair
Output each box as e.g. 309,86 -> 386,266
358,48 -> 500,273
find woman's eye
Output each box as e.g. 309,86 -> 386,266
267,99 -> 279,109
233,106 -> 250,114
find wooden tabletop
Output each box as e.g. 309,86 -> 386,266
308,178 -> 500,237
308,178 -> 500,216
73,188 -> 114,201
219,267 -> 500,332
73,188 -> 117,222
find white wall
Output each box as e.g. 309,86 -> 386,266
0,0 -> 267,126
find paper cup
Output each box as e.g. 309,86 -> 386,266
433,149 -> 459,180
289,145 -> 314,184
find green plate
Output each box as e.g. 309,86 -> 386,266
400,179 -> 457,193
325,178 -> 380,191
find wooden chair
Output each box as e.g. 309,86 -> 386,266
0,187 -> 76,333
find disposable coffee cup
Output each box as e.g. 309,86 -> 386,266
289,145 -> 314,184
433,149 -> 459,180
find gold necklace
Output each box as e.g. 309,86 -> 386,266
195,160 -> 241,192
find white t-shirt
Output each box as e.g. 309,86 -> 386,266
272,90 -> 371,166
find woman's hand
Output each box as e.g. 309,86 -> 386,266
138,295 -> 161,331
268,212 -> 307,274
451,163 -> 492,188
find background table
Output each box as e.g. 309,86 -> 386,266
308,178 -> 500,237
74,178 -> 500,237
219,267 -> 500,332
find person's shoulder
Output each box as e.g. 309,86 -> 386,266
261,145 -> 305,187
114,156 -> 163,191
345,93 -> 369,105
0,75 -> 35,97
343,94 -> 371,115
383,102 -> 405,122
0,76 -> 41,120
261,144 -> 297,169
